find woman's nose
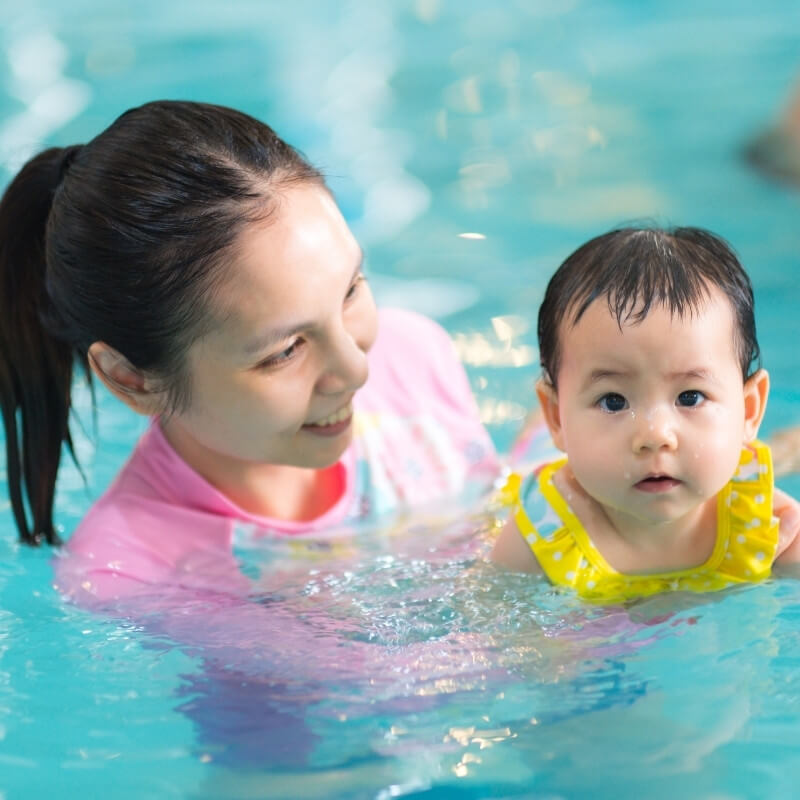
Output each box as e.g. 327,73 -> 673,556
315,324 -> 371,396
631,407 -> 678,453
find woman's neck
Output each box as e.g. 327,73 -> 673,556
160,420 -> 346,521
219,462 -> 345,521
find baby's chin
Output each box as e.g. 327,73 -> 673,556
615,502 -> 712,529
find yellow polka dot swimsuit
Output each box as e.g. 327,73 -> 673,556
510,441 -> 780,603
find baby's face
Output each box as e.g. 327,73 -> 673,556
549,285 -> 762,528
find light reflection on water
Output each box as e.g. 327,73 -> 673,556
3,496 -> 800,797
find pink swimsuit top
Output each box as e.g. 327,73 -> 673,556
54,308 -> 499,604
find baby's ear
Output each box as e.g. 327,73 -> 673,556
535,377 -> 566,452
743,368 -> 770,441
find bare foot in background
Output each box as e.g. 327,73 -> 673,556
768,426 -> 800,477
745,79 -> 800,184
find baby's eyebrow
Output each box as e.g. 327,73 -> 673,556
583,367 -> 719,388
586,368 -> 630,384
666,368 -> 719,383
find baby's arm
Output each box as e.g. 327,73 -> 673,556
773,487 -> 800,565
490,516 -> 543,574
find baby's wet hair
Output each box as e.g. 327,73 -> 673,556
537,226 -> 760,388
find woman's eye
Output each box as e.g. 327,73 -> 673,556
677,389 -> 705,407
598,393 -> 628,413
258,339 -> 303,370
345,274 -> 366,302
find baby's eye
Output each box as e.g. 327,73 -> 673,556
598,393 -> 628,413
677,390 -> 706,408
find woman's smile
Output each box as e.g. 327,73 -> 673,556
302,401 -> 354,436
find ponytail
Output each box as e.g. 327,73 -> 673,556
0,146 -> 86,545
0,101 -> 326,546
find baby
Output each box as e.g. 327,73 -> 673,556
492,226 -> 800,602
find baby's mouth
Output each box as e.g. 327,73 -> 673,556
634,474 -> 682,493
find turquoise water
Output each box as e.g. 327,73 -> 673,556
2,0 -> 800,796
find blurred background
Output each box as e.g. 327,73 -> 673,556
2,4 -> 800,797
2,0 -> 800,495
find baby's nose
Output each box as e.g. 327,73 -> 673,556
631,407 -> 678,452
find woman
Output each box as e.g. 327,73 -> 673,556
0,100 -> 500,604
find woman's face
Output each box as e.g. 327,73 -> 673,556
160,184 -> 378,476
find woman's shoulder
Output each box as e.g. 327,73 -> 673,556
55,492 -> 241,605
55,425 -> 240,604
367,308 -> 470,406
373,307 -> 454,359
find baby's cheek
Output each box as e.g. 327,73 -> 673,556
689,435 -> 741,491
570,450 -> 616,493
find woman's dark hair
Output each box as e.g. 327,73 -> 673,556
0,100 -> 323,545
537,226 -> 761,389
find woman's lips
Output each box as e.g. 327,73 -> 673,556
634,476 -> 681,493
302,402 -> 353,437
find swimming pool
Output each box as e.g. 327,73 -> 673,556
2,0 -> 800,796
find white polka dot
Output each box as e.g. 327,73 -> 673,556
526,532 -> 537,543
565,571 -> 576,581
745,569 -> 752,577
579,559 -> 589,569
552,551 -> 563,561
725,495 -> 733,507
731,491 -> 739,500
737,534 -> 746,544
586,580 -> 596,589
756,551 -> 765,561
755,494 -> 765,505
725,552 -> 733,560
749,518 -> 760,529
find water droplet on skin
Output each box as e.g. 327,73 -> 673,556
629,410 -> 636,420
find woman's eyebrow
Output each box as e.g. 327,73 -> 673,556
243,257 -> 364,357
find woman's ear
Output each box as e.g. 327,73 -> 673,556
743,368 -> 770,442
535,377 -> 566,452
87,342 -> 167,417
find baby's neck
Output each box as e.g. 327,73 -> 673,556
554,467 -> 718,574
